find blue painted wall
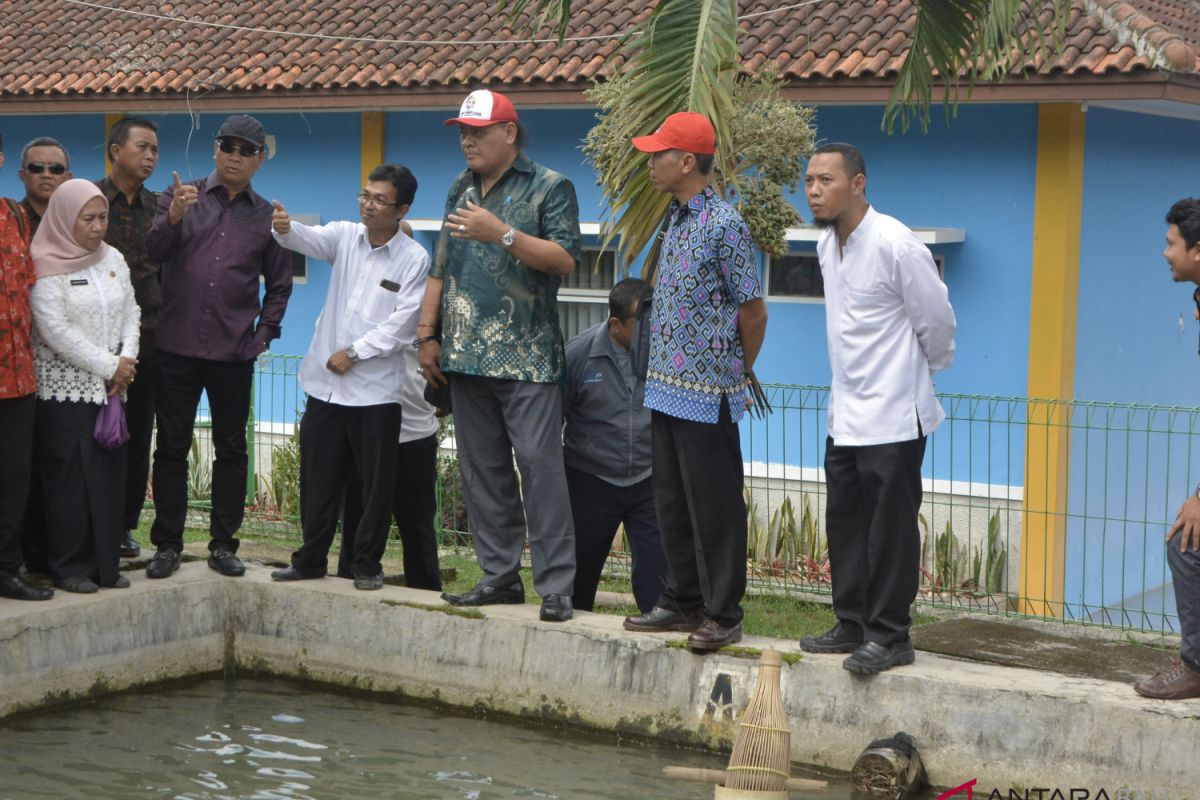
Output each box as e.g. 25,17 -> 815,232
744,103 -> 1040,486
1064,107 -> 1200,624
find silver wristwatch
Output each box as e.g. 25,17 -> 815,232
345,345 -> 359,362
500,227 -> 516,248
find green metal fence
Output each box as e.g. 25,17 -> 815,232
177,356 -> 1188,635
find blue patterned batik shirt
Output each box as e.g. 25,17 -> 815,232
644,186 -> 761,424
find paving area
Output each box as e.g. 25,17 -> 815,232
911,617 -> 1177,685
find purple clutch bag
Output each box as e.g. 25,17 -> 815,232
94,397 -> 130,449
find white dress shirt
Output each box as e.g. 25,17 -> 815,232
275,222 -> 436,440
819,206 -> 956,446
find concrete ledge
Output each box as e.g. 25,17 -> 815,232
1,564 -> 1197,795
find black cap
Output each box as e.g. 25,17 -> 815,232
216,115 -> 266,148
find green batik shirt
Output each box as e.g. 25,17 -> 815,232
431,151 -> 581,384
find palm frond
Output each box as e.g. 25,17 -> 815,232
497,0 -> 573,40
582,0 -> 739,272
885,0 -> 1070,133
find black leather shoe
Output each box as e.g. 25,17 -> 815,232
271,565 -> 322,582
623,605 -> 705,633
800,622 -> 863,654
539,594 -> 573,622
55,576 -> 99,594
104,574 -> 131,589
0,575 -> 54,601
843,640 -> 916,675
354,573 -> 384,591
208,549 -> 245,577
119,531 -> 141,559
441,580 -> 524,606
146,549 -> 181,579
687,619 -> 743,652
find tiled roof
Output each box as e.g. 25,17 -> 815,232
1,0 -> 1197,105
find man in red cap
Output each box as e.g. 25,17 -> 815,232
416,89 -> 582,622
621,111 -> 768,652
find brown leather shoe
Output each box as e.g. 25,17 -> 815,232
687,619 -> 743,652
1134,658 -> 1200,700
623,605 -> 704,633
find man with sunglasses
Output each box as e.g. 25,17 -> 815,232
1135,197 -> 1200,701
143,114 -> 293,581
13,137 -> 72,579
268,163 -> 430,590
17,137 -> 72,235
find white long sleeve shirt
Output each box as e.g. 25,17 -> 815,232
31,248 -> 140,404
819,206 -> 956,446
275,222 -> 436,439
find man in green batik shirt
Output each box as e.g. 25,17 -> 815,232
417,89 -> 581,622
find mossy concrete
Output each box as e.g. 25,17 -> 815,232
0,563 -> 1196,796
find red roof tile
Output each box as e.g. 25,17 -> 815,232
1,0 -> 1197,105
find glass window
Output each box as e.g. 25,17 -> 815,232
558,247 -> 617,341
766,251 -> 944,302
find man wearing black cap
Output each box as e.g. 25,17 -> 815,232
416,89 -> 581,621
143,114 -> 293,580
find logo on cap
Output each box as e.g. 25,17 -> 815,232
444,90 -> 519,127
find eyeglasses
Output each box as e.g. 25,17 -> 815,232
24,161 -> 67,175
216,139 -> 262,158
358,192 -> 397,208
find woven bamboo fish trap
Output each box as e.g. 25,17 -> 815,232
724,649 -> 791,791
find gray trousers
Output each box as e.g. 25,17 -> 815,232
1169,540 -> 1200,670
450,374 -> 575,597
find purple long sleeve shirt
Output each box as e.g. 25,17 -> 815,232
145,172 -> 293,362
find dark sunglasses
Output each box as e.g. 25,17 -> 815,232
24,161 -> 67,175
216,139 -> 262,157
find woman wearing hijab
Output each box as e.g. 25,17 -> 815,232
30,179 -> 139,593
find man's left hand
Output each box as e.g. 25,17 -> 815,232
326,349 -> 355,375
1168,495 -> 1200,552
445,200 -> 507,243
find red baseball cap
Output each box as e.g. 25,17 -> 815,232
444,89 -> 520,127
631,112 -> 716,155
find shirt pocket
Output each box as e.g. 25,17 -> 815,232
360,279 -> 401,325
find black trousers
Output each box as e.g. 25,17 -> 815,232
566,466 -> 668,614
342,433 -> 441,590
651,399 -> 747,627
20,429 -> 47,573
292,396 -> 401,578
0,394 -> 35,578
36,399 -> 126,586
824,434 -> 927,646
122,352 -> 157,532
150,350 -> 254,554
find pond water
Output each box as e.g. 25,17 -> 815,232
0,678 -> 846,799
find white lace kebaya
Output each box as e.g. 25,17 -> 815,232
31,247 -> 140,404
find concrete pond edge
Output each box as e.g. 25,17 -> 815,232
1,565 -> 1196,796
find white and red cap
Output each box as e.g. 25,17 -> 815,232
444,89 -> 520,127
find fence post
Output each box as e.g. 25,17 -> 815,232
246,361 -> 257,506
